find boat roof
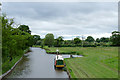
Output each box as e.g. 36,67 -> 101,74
56,55 -> 64,60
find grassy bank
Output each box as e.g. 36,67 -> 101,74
2,48 -> 31,74
44,46 -> 118,78
45,46 -> 84,55
2,56 -> 22,74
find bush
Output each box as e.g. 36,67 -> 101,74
83,45 -> 96,47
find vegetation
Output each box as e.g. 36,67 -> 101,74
38,30 -> 120,48
44,33 -> 54,47
110,31 -> 120,46
54,36 -> 64,47
45,47 -> 118,78
85,36 -> 95,42
33,35 -> 41,45
73,37 -> 81,45
1,14 -> 39,74
35,30 -> 119,78
18,25 -> 31,34
1,12 -> 119,78
44,47 -> 83,55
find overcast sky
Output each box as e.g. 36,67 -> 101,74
2,2 -> 118,40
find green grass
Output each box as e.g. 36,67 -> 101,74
45,47 -> 84,55
2,56 -> 22,74
46,47 -> 118,78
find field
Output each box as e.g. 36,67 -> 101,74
46,47 -> 118,78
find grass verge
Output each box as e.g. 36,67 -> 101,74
2,48 -> 30,74
45,46 -> 84,55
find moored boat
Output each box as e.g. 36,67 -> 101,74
54,55 -> 64,69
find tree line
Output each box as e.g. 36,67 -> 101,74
34,32 -> 120,47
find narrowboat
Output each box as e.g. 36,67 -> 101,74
54,55 -> 64,69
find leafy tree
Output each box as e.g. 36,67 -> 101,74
36,40 -> 42,45
18,25 -> 31,34
85,36 -> 95,42
44,33 -> 54,47
33,35 -> 41,45
110,31 -> 120,46
74,37 -> 81,44
64,40 -> 74,45
96,38 -> 100,43
41,39 -> 44,48
100,37 -> 109,42
54,36 -> 64,47
2,15 -> 34,62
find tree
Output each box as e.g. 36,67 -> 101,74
110,31 -> 120,46
44,33 -> 54,47
96,38 -> 100,43
85,36 -> 95,42
18,25 -> 31,34
36,40 -> 42,45
2,15 -> 34,62
54,36 -> 64,47
74,37 -> 81,44
100,37 -> 109,42
33,35 -> 41,45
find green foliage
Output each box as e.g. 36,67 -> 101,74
85,36 -> 95,42
64,40 -> 74,45
33,35 -> 41,45
110,31 -> 120,46
2,15 -> 34,74
45,47 -> 84,55
100,37 -> 109,42
96,38 -> 100,43
73,37 -> 81,44
18,25 -> 31,34
54,36 -> 64,47
44,33 -> 54,47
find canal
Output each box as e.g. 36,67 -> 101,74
4,47 -> 69,78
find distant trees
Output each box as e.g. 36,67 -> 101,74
73,37 -> 81,44
100,37 -> 109,42
54,36 -> 64,47
33,35 -> 41,45
33,31 -> 119,47
96,38 -> 100,43
64,40 -> 74,45
110,31 -> 120,46
39,31 -> 120,47
44,33 -> 54,47
85,36 -> 95,42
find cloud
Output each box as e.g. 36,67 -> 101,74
2,2 -> 118,39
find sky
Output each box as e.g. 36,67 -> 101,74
2,2 -> 118,40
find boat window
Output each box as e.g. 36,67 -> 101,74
56,60 -> 64,65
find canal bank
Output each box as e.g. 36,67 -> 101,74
3,47 -> 69,78
1,48 -> 31,80
1,57 -> 23,79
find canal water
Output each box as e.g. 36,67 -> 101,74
5,47 -> 69,78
